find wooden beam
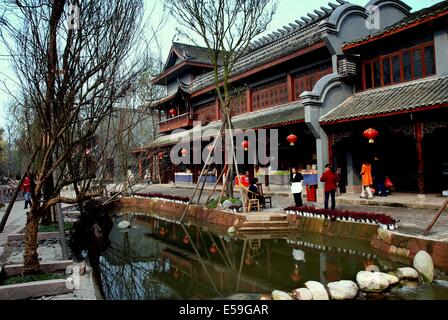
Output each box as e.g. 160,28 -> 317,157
287,73 -> 295,102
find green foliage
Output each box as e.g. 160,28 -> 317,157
3,272 -> 64,285
38,222 -> 74,233
206,197 -> 242,209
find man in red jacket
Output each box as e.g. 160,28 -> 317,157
320,164 -> 338,210
21,175 -> 32,209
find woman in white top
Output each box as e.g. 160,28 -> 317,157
290,167 -> 304,207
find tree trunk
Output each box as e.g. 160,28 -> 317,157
23,211 -> 40,274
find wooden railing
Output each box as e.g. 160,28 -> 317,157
158,113 -> 198,133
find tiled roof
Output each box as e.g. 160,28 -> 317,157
344,0 -> 448,48
148,101 -> 304,148
183,1 -> 348,93
171,42 -> 216,66
320,76 -> 448,123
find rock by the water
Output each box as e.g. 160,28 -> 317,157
356,271 -> 390,292
327,280 -> 358,300
259,294 -> 272,300
380,273 -> 399,285
396,267 -> 419,280
271,290 -> 293,300
227,226 -> 236,234
222,200 -> 233,209
304,281 -> 329,300
117,220 -> 131,229
292,288 -> 313,300
413,251 -> 434,283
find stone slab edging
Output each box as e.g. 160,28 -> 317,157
0,279 -> 72,300
371,229 -> 448,271
2,260 -> 73,277
115,197 -> 247,228
7,231 -> 68,242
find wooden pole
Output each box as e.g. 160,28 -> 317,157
415,122 -> 425,194
205,163 -> 227,204
423,199 -> 448,236
179,123 -> 225,222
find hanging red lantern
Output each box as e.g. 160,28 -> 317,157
363,128 -> 379,144
159,227 -> 166,236
209,244 -> 218,254
290,267 -> 302,282
287,134 -> 298,146
182,235 -> 190,245
241,140 -> 249,151
158,152 -> 164,160
181,148 -> 188,157
168,108 -> 177,117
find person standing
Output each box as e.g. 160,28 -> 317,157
21,174 -> 32,209
373,157 -> 387,197
290,167 -> 304,207
360,160 -> 373,199
320,164 -> 338,210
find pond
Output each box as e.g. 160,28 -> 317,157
94,211 -> 448,300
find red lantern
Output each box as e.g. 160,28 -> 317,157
158,152 -> 164,160
159,227 -> 166,236
209,244 -> 218,254
181,148 -> 188,157
287,134 -> 298,146
173,269 -> 181,278
363,128 -> 379,144
168,108 -> 177,117
241,140 -> 249,151
290,267 -> 301,282
182,235 -> 190,245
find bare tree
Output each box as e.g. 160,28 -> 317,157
164,0 -> 278,196
0,0 -> 154,273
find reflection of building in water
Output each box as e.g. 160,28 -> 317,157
98,214 -> 394,299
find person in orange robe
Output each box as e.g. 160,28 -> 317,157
360,160 -> 373,199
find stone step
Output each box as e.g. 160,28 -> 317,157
238,226 -> 296,233
242,221 -> 290,228
245,213 -> 287,222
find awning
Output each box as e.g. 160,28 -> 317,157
320,75 -> 448,124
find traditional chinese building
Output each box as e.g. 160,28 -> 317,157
137,0 -> 448,197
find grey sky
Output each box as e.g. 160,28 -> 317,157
0,0 -> 442,129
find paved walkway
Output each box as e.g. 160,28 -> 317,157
130,183 -> 448,241
0,200 -> 28,257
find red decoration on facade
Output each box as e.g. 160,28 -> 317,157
158,152 -> 164,160
181,148 -> 188,157
287,134 -> 298,146
209,244 -> 218,254
168,108 -> 177,117
241,140 -> 249,151
182,235 -> 190,245
159,227 -> 166,236
363,128 -> 379,143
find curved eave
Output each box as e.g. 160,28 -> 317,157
152,61 -> 214,86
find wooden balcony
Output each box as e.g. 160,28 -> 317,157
158,113 -> 197,133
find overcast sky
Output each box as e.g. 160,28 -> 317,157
0,0 -> 442,129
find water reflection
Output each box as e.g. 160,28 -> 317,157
95,211 -> 448,300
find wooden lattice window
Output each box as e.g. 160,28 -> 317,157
230,93 -> 247,116
252,78 -> 288,111
195,101 -> 217,124
293,65 -> 333,100
362,41 -> 435,90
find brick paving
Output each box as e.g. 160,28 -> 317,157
130,183 -> 448,241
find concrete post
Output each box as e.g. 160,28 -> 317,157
434,28 -> 448,76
